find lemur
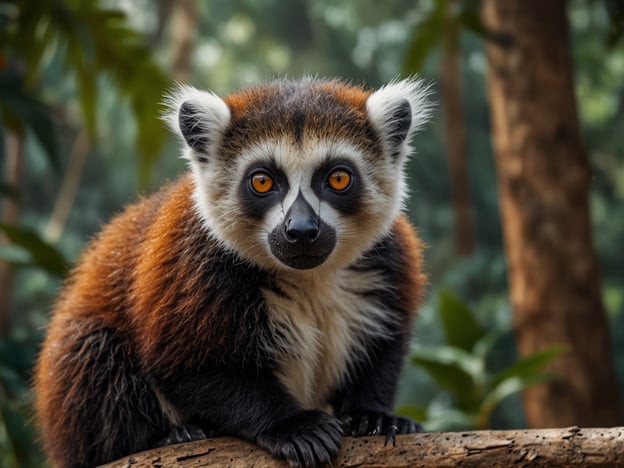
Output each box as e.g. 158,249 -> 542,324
34,78 -> 431,468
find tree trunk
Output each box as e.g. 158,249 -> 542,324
100,427 -> 624,468
441,0 -> 475,257
170,0 -> 197,83
482,0 -> 621,427
0,130 -> 24,336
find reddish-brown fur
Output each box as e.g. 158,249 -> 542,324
35,182 -> 186,465
220,80 -> 380,158
34,80 -> 427,468
35,177 -> 424,467
392,215 -> 428,319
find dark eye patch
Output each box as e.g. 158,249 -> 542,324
311,159 -> 362,215
238,161 -> 289,219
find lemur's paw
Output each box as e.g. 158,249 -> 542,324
155,424 -> 208,447
338,409 -> 422,445
256,409 -> 343,467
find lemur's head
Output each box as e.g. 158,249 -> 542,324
165,79 -> 431,272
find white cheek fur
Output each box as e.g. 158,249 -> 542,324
190,136 -> 408,270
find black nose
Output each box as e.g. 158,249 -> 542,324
269,192 -> 337,269
283,192 -> 320,247
285,217 -> 319,244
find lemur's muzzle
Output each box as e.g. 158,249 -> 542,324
269,193 -> 336,269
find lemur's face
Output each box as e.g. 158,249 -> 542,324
166,79 -> 430,271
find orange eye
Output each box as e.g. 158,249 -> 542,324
250,172 -> 274,194
327,169 -> 351,191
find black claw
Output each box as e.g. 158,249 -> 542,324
339,414 -> 353,432
367,414 -> 382,436
297,439 -> 315,467
282,443 -> 299,467
312,430 -> 339,459
255,410 -> 342,467
396,416 -> 423,435
155,424 -> 207,447
340,409 -> 422,446
410,421 -> 424,434
384,425 -> 398,447
356,416 -> 368,436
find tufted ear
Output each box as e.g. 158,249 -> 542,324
163,84 -> 231,162
366,78 -> 432,161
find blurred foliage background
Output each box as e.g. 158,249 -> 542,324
0,0 -> 623,465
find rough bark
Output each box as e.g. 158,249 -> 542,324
441,0 -> 475,257
100,426 -> 624,467
482,0 -> 621,427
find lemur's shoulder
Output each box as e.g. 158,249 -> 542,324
113,175 -> 275,372
50,178 -> 186,315
388,214 -> 427,317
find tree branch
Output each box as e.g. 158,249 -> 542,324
44,128 -> 90,244
100,426 -> 624,467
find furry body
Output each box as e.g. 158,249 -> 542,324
34,79 -> 430,467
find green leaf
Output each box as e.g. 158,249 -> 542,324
4,2 -> 169,188
438,290 -> 485,352
480,373 -> 558,426
0,404 -> 44,468
0,245 -> 31,265
78,6 -> 170,189
423,409 -> 476,432
0,72 -> 61,173
64,35 -> 98,138
23,13 -> 58,88
0,224 -> 67,276
133,87 -> 169,190
411,344 -> 482,410
395,405 -> 427,422
403,0 -> 445,74
489,346 -> 567,391
76,64 -> 98,138
472,328 -> 510,360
